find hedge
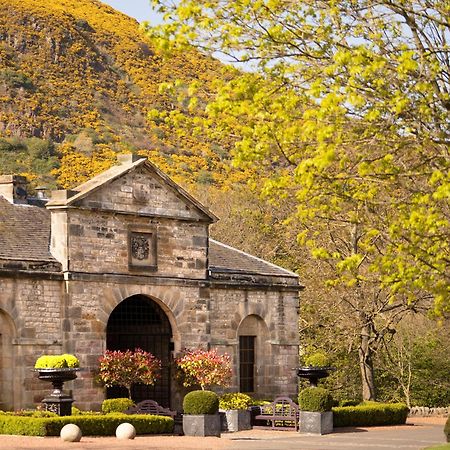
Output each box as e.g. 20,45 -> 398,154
333,402 -> 408,427
101,398 -> 134,414
0,413 -> 173,436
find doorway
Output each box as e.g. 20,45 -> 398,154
106,295 -> 172,407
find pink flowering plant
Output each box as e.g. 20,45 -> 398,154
98,348 -> 161,399
176,348 -> 232,390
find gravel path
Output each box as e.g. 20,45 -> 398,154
0,416 -> 446,450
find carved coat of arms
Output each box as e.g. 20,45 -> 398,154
131,235 -> 150,260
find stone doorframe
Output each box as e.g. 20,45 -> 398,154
97,285 -> 186,409
99,285 -> 183,355
0,309 -> 19,411
237,314 -> 272,396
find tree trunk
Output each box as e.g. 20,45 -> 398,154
359,325 -> 376,401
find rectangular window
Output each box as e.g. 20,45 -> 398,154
239,336 -> 255,393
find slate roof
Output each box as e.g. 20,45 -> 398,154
209,239 -> 299,279
0,196 -> 57,262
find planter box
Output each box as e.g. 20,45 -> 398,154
299,411 -> 333,435
220,409 -> 251,432
183,414 -> 221,437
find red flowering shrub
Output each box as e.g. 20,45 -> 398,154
98,348 -> 161,399
176,348 -> 232,390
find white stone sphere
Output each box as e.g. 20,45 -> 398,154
60,423 -> 82,442
116,422 -> 136,440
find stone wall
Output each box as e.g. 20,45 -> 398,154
209,286 -> 299,399
65,211 -> 208,279
0,275 -> 64,410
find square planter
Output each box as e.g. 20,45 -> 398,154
183,414 -> 221,437
299,411 -> 333,435
220,409 -> 252,432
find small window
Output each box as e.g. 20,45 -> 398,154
239,335 -> 255,393
128,229 -> 157,271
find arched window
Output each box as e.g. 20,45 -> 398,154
237,315 -> 270,395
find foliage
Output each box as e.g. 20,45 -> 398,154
298,387 -> 333,412
71,406 -> 81,416
0,137 -> 59,189
98,348 -> 161,400
219,393 -> 252,411
0,0 -> 250,190
303,351 -> 329,368
34,354 -> 79,369
149,0 -> 450,403
0,410 -> 57,418
101,398 -> 134,414
183,390 -> 219,415
375,317 -> 450,407
176,348 -> 231,390
250,399 -> 272,407
0,413 -> 173,436
332,402 -> 409,427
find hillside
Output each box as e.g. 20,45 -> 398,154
0,0 -> 239,189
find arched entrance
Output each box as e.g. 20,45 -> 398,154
106,295 -> 173,407
0,310 -> 16,410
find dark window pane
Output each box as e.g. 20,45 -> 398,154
239,336 -> 255,393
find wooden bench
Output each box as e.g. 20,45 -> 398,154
254,396 -> 299,431
124,399 -> 177,418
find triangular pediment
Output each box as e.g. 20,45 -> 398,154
46,156 -> 217,223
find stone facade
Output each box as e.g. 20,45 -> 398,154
0,155 -> 302,412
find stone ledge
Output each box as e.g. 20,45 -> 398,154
12,338 -> 62,346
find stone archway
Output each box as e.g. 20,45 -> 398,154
106,295 -> 173,407
237,314 -> 271,396
0,310 -> 16,410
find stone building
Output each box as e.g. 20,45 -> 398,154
0,154 -> 301,411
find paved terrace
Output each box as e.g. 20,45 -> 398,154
0,417 -> 446,450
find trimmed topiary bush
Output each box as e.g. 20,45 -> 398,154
101,398 -> 134,414
444,415 -> 450,442
299,387 -> 333,412
0,413 -> 173,436
332,402 -> 408,427
219,393 -> 252,410
34,354 -> 80,369
183,390 -> 219,415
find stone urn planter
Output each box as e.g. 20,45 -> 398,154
34,354 -> 80,416
299,410 -> 333,435
182,390 -> 221,437
298,387 -> 333,435
296,366 -> 335,387
36,368 -> 79,416
183,414 -> 221,437
218,393 -> 252,432
220,409 -> 251,432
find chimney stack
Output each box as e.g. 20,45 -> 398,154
0,175 -> 28,204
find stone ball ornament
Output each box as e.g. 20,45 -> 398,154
60,423 -> 82,442
116,422 -> 136,440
